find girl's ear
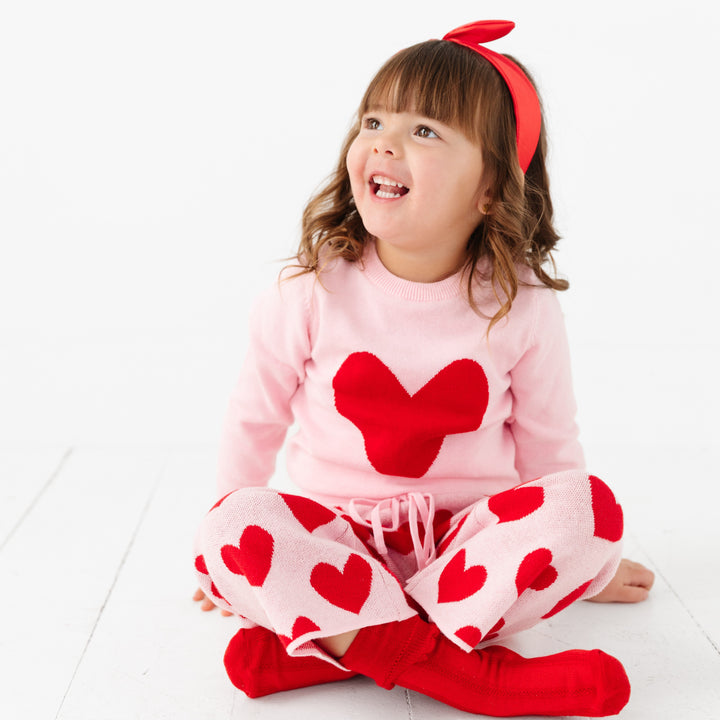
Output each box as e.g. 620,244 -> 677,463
478,190 -> 493,215
476,170 -> 494,215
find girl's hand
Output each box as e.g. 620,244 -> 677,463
193,587 -> 233,616
586,558 -> 655,603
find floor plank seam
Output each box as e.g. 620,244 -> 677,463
630,532 -> 720,656
53,466 -> 163,720
0,446 -> 74,552
404,689 -> 415,720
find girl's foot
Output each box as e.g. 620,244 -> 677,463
224,625 -> 356,697
340,615 -> 630,717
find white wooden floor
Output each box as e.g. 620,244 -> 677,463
1,443 -> 719,719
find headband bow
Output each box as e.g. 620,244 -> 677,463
443,20 -> 541,173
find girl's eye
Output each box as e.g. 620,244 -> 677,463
416,125 -> 439,139
364,117 -> 382,130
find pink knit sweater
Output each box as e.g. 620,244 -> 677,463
217,242 -> 584,506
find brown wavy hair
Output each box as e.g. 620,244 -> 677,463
294,39 -> 567,328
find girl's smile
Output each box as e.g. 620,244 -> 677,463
346,110 -> 489,282
370,175 -> 409,199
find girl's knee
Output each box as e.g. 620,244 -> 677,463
195,487 -> 282,561
587,474 -> 624,544
202,486 -> 284,524
537,470 -> 624,542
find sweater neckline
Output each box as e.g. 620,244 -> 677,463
361,241 -> 464,302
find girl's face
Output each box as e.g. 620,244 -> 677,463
346,108 -> 488,282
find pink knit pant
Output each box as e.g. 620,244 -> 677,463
194,470 -> 623,668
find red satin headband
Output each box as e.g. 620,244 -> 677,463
443,20 -> 541,173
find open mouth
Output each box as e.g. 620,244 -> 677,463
371,175 -> 409,199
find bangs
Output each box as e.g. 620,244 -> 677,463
359,40 -> 507,146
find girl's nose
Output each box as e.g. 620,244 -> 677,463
372,130 -> 400,157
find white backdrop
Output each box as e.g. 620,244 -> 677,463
1,1 -> 718,453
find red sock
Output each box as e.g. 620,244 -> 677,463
340,616 -> 630,717
224,626 -> 356,698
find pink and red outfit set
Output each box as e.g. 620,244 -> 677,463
193,242 -> 626,713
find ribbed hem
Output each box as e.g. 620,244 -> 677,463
361,242 -> 464,302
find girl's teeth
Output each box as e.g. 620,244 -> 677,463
372,175 -> 405,188
371,175 -> 408,199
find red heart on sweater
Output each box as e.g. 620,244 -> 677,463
333,352 -> 489,478
488,485 -> 544,523
438,549 -> 487,603
310,554 -> 372,614
280,493 -> 337,533
590,475 -> 623,542
195,554 -> 208,575
221,525 -> 274,587
515,548 -> 558,595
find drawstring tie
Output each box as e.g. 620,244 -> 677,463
347,492 -> 438,571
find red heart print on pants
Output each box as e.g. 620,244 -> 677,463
310,554 -> 372,614
279,616 -> 322,647
221,525 -> 274,587
515,548 -> 558,595
454,615 -> 506,647
438,549 -> 488,603
210,582 -> 227,602
280,493 -> 337,533
454,625 -> 483,647
291,615 -> 321,639
333,352 -> 489,478
488,485 -> 545,523
209,491 -> 233,512
194,554 -> 227,602
542,580 -> 592,619
437,513 -> 470,556
590,475 -> 624,542
484,617 -> 505,641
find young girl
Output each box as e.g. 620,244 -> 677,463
193,20 -> 654,717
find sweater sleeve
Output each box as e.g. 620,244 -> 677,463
216,274 -> 312,498
508,288 -> 585,482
